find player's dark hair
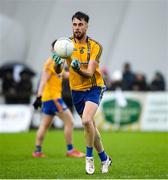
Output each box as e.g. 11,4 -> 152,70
51,39 -> 57,49
72,11 -> 89,23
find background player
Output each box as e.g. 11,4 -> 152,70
32,41 -> 85,158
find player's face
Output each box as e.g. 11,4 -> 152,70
72,18 -> 88,40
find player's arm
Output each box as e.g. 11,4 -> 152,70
33,70 -> 51,109
71,42 -> 102,78
37,70 -> 51,97
54,63 -> 64,74
71,59 -> 97,78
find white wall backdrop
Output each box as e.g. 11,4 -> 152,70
0,0 -> 167,88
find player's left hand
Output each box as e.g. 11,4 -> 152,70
52,52 -> 63,65
33,96 -> 42,110
71,59 -> 80,72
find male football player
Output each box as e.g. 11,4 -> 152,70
53,11 -> 112,174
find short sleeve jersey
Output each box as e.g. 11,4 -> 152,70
66,37 -> 104,91
42,57 -> 62,101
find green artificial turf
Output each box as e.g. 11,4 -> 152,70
0,130 -> 168,179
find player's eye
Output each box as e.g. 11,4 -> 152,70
78,23 -> 83,27
73,23 -> 77,26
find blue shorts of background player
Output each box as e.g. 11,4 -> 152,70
32,97 -> 85,158
72,86 -> 106,115
42,98 -> 68,116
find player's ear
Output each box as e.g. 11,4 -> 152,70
85,23 -> 88,31
86,23 -> 88,29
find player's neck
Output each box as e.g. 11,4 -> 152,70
75,35 -> 87,44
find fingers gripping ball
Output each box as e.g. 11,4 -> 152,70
54,37 -> 74,58
71,59 -> 80,72
52,52 -> 64,65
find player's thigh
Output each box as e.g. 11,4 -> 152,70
57,109 -> 73,124
82,101 -> 98,121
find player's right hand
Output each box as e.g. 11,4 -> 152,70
71,59 -> 80,72
33,96 -> 42,110
52,52 -> 63,65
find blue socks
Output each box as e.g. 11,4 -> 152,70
86,146 -> 93,157
86,147 -> 107,161
67,144 -> 73,151
35,145 -> 42,152
98,151 -> 108,162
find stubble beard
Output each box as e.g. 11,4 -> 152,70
74,32 -> 85,41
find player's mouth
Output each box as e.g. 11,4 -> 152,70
75,31 -> 81,35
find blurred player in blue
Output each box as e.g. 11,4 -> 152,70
53,11 -> 112,174
32,41 -> 85,158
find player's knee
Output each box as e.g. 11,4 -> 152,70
65,119 -> 74,128
42,122 -> 50,130
69,120 -> 74,128
82,119 -> 92,126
